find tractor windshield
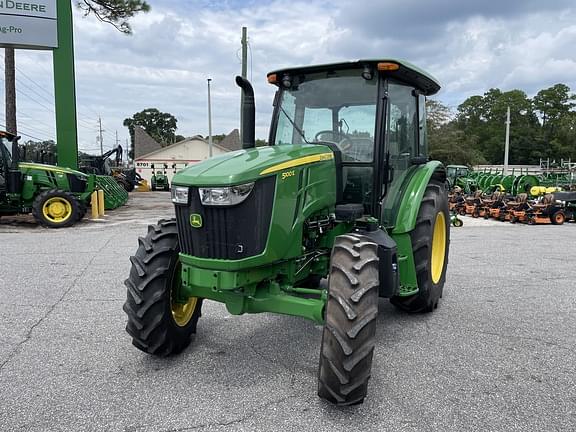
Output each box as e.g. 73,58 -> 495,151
1,138 -> 13,167
273,69 -> 378,162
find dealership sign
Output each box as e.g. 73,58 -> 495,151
0,0 -> 57,49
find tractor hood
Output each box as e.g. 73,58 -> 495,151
18,162 -> 88,177
172,144 -> 334,186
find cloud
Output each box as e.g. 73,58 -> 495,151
4,0 -> 576,153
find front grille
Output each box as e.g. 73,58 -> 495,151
175,177 -> 275,260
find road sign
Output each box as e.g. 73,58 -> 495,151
0,0 -> 57,49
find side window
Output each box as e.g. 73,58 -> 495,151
418,94 -> 427,157
387,83 -> 417,158
274,92 -> 296,145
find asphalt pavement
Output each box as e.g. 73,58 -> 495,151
1,192 -> 575,431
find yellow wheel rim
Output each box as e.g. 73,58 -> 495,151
431,211 -> 447,284
171,297 -> 198,327
170,262 -> 198,327
42,197 -> 73,224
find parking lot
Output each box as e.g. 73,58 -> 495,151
1,192 -> 575,432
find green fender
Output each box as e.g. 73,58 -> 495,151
391,160 -> 446,234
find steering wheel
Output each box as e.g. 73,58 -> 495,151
313,130 -> 353,153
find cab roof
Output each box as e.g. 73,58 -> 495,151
267,59 -> 441,96
0,130 -> 18,141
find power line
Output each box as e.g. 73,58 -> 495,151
0,53 -> 112,137
17,121 -> 56,140
0,123 -> 48,141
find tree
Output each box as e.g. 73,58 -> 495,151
21,140 -> 57,164
124,108 -> 179,156
455,89 -> 541,164
533,84 -> 576,128
427,100 -> 485,166
76,0 -> 150,34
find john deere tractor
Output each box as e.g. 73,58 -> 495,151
124,60 -> 450,405
150,163 -> 170,191
0,131 -> 96,228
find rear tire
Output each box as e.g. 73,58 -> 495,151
123,219 -> 203,356
551,211 -> 565,225
391,181 -> 450,313
318,234 -> 379,406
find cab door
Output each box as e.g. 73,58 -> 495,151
380,80 -> 420,226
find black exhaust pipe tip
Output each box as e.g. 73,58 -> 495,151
235,76 -> 256,150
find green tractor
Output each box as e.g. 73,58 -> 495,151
151,163 -> 170,191
124,60 -> 450,405
0,131 -> 96,228
446,164 -> 476,193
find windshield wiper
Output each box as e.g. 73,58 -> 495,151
279,105 -> 310,144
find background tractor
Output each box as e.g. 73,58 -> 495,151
0,131 -> 96,228
79,145 -> 142,192
150,163 -> 170,191
124,60 -> 450,405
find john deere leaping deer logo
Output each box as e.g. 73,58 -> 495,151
189,213 -> 203,228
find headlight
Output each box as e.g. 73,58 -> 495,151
199,182 -> 255,206
171,186 -> 189,204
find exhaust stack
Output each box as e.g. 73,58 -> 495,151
235,76 -> 255,149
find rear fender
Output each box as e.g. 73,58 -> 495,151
391,161 -> 446,234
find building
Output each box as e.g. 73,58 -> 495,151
134,128 -> 241,186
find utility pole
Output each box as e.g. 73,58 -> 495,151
4,48 -> 17,134
125,138 -> 129,167
240,27 -> 248,143
504,106 -> 510,176
207,78 -> 213,158
98,117 -> 104,156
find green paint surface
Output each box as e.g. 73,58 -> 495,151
53,0 -> 78,169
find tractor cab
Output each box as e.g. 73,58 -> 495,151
267,60 -> 440,225
0,131 -> 22,199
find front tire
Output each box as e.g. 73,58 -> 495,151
391,181 -> 450,313
318,234 -> 379,406
32,189 -> 80,228
123,219 -> 202,356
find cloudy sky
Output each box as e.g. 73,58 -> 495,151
3,0 -> 576,154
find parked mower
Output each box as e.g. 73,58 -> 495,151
463,190 -> 484,217
487,191 -> 509,220
554,191 -> 576,223
125,60 -> 450,406
151,163 -> 170,191
451,210 -> 463,227
0,131 -> 96,227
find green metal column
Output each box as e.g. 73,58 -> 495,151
53,0 -> 78,169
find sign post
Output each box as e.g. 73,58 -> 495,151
0,0 -> 79,169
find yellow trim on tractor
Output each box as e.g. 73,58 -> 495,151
259,152 -> 334,175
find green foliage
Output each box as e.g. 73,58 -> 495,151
449,84 -> 576,165
211,134 -> 227,144
123,108 -> 179,152
20,140 -> 57,163
76,0 -> 150,34
426,100 -> 485,166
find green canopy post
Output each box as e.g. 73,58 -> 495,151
53,0 -> 78,169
